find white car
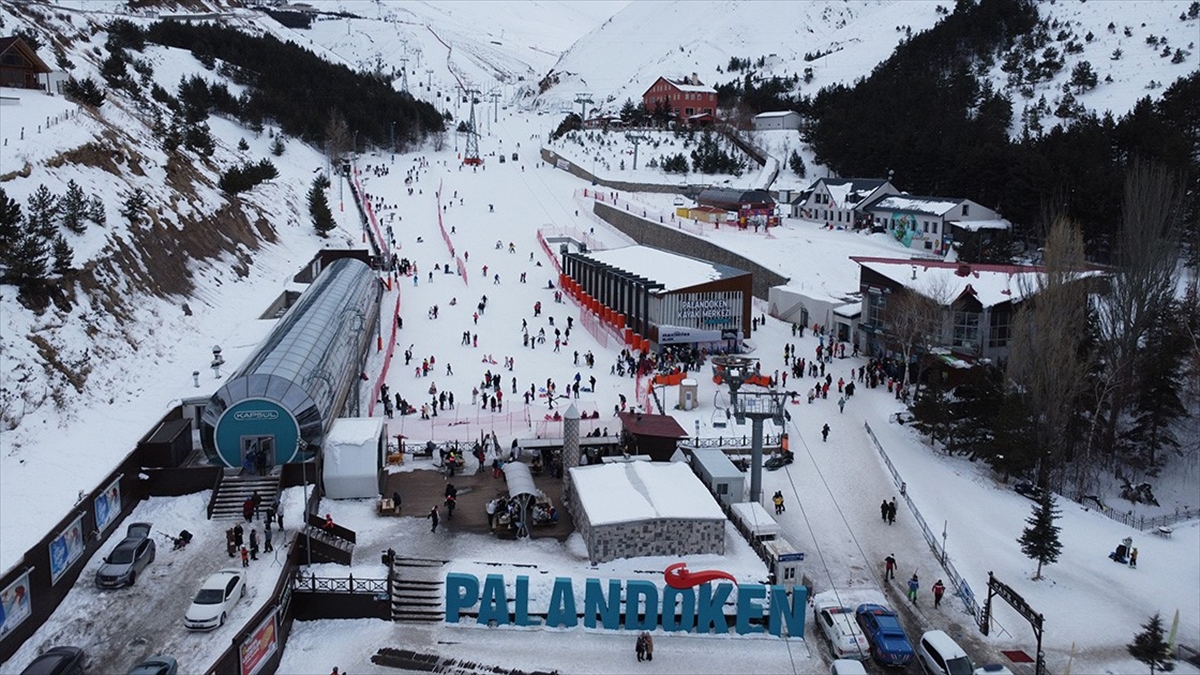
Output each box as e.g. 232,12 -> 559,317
184,568 -> 246,630
814,601 -> 870,660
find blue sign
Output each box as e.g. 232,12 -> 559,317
778,552 -> 805,562
444,573 -> 806,637
214,398 -> 300,468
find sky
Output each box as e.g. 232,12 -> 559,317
0,1 -> 1197,673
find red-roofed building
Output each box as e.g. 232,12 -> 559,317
642,73 -> 717,123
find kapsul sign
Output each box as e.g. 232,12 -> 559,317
444,563 -> 806,637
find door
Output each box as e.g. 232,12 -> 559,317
241,436 -> 276,471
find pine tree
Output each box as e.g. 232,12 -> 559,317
26,184 -> 59,238
1017,491 -> 1063,580
87,195 -> 107,227
60,180 -> 88,234
0,187 -> 21,259
270,135 -> 285,156
789,150 -> 807,178
10,223 -> 49,289
51,234 -> 73,274
308,177 -> 335,237
120,188 -> 148,227
1128,613 -> 1175,674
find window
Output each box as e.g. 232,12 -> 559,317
932,222 -> 939,234
962,203 -> 970,216
716,483 -> 728,495
988,310 -> 1011,348
866,290 -> 886,330
952,311 -> 980,350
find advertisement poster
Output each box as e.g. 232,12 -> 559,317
94,478 -> 121,535
239,612 -> 278,675
0,570 -> 32,638
48,514 -> 86,586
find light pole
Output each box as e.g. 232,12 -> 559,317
941,520 -> 948,564
210,345 -> 224,379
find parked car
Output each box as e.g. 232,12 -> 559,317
1013,481 -> 1047,502
917,630 -> 974,675
973,664 -> 1014,675
20,646 -> 86,675
126,656 -> 178,675
830,660 -> 869,675
184,568 -> 246,630
765,450 -> 795,471
814,601 -> 869,660
95,522 -> 155,589
855,603 -> 915,668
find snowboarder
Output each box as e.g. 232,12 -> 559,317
932,579 -> 945,607
821,423 -> 830,442
884,554 -> 897,581
428,505 -> 440,532
907,574 -> 920,603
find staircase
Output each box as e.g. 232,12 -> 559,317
299,525 -> 355,565
390,557 -> 447,622
208,468 -> 281,521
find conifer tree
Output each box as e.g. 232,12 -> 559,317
60,180 -> 88,234
120,188 -> 148,227
308,176 -> 335,237
1128,613 -> 1174,674
11,223 -> 49,289
26,184 -> 59,238
1017,491 -> 1063,580
51,234 -> 73,274
789,149 -> 807,178
0,187 -> 21,258
87,195 -> 107,227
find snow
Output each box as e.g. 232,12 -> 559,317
950,219 -> 1012,232
570,461 -> 725,526
854,257 -> 1039,308
1,1 -> 1197,674
584,245 -> 739,292
867,195 -> 964,217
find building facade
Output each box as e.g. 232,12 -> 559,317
798,177 -> 896,228
753,110 -> 802,131
862,195 -> 1007,255
642,74 -> 717,122
0,37 -> 51,90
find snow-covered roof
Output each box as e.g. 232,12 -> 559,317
754,110 -> 800,119
324,417 -> 384,448
814,178 -> 890,209
950,219 -> 1011,232
583,245 -> 748,293
864,194 -> 963,217
569,461 -> 725,526
661,76 -> 716,94
853,257 -> 1050,308
503,461 -> 540,498
729,501 -> 781,537
691,448 -> 742,480
833,302 -> 861,318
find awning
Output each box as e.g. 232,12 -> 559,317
502,461 -> 539,498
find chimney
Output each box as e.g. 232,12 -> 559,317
955,263 -> 971,277
911,265 -> 918,280
691,72 -> 699,85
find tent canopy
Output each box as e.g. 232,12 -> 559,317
502,461 -> 539,499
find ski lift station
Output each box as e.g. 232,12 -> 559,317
199,257 -> 381,470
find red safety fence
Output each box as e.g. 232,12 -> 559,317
368,288 -> 403,417
352,171 -> 390,258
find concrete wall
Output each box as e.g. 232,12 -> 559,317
590,518 -> 725,564
541,147 -> 685,195
593,201 -> 789,301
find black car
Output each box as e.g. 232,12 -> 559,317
1013,481 -> 1047,501
20,646 -> 86,675
765,450 -> 795,471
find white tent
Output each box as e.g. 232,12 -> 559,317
322,418 -> 385,499
502,461 -> 543,538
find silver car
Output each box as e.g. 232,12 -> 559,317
95,522 -> 155,588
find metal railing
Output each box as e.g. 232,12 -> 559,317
1090,504 -> 1197,532
681,435 -> 785,450
863,421 -> 981,621
294,574 -> 388,595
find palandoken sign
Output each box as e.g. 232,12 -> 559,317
445,566 -> 806,637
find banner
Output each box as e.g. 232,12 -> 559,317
48,514 -> 85,586
94,477 -> 121,535
0,569 -> 32,638
239,611 -> 278,675
658,325 -> 724,345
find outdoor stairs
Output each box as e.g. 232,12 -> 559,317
208,468 -> 281,521
390,557 -> 447,622
299,524 -> 355,566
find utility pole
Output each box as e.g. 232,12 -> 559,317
398,56 -> 410,92
489,90 -> 500,123
426,69 -> 433,89
463,88 -> 481,165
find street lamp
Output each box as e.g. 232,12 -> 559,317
211,345 -> 224,379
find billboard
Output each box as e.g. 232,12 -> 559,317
239,611 -> 278,675
0,569 -> 32,638
48,514 -> 86,586
94,477 -> 121,535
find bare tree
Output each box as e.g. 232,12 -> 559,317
324,109 -> 352,166
886,274 -> 951,393
1007,218 -> 1093,488
1094,160 -> 1186,466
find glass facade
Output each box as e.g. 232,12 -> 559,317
200,258 -> 380,467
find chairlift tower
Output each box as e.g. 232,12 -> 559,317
574,92 -> 593,122
489,89 -> 501,123
626,132 -> 650,170
712,355 -> 790,503
462,87 -> 482,166
397,56 -> 410,92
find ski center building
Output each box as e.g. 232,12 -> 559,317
568,460 -> 726,564
561,245 -> 752,349
200,257 -> 381,469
